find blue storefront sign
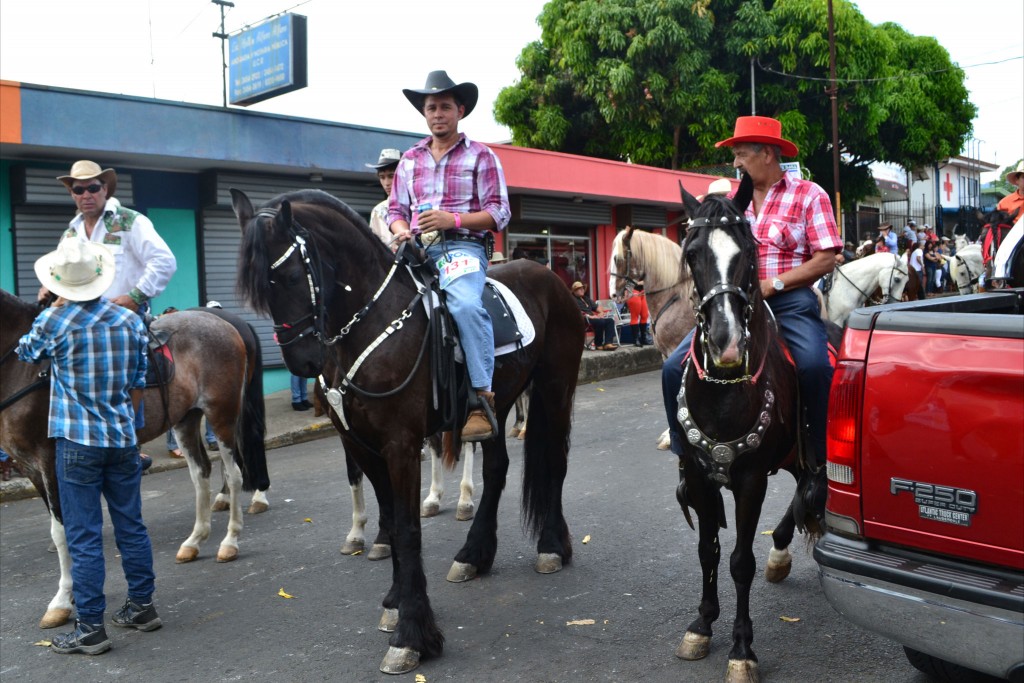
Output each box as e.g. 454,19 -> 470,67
229,13 -> 308,106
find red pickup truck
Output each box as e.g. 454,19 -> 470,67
814,290 -> 1024,682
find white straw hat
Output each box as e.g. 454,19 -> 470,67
34,235 -> 114,301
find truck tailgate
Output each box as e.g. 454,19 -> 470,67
860,330 -> 1024,570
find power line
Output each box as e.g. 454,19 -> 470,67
756,54 -> 1022,85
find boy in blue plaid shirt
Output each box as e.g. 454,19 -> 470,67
18,236 -> 161,655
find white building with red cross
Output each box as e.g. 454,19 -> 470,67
909,155 -> 999,235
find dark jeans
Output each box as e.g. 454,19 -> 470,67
662,287 -> 832,466
56,438 -> 155,623
588,316 -> 616,346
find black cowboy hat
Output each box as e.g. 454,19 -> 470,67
402,70 -> 478,118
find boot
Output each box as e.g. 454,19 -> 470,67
463,390 -> 496,442
642,325 -> 653,346
1,458 -> 11,482
632,324 -> 641,347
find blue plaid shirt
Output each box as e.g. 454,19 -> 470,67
17,298 -> 148,447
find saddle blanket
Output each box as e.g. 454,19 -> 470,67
424,277 -> 536,358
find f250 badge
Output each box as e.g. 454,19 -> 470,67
890,478 -> 978,527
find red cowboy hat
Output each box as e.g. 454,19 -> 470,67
715,116 -> 798,158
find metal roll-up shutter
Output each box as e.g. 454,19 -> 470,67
630,205 -> 668,228
203,172 -> 381,217
14,166 -> 134,207
12,206 -> 72,300
201,209 -> 285,368
514,195 -> 611,225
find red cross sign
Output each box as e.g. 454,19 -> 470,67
944,173 -> 953,202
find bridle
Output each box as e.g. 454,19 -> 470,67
258,207 -> 430,431
834,252 -> 907,305
953,252 -> 981,293
609,232 -> 642,297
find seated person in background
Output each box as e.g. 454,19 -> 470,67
571,281 -> 617,351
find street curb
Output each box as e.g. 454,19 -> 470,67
1,346 -> 663,503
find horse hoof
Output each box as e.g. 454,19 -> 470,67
676,631 -> 710,660
39,608 -> 72,629
379,646 -> 420,675
367,543 -> 391,561
517,431 -> 526,441
726,658 -> 760,683
211,499 -> 230,512
378,607 -> 398,633
535,553 -> 563,574
765,547 -> 792,584
176,546 -> 199,563
455,502 -> 475,521
216,546 -> 238,563
421,500 -> 440,518
446,561 -> 478,583
506,427 -> 521,438
247,501 -> 269,514
340,539 -> 365,555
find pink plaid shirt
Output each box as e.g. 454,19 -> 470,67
745,174 -> 842,280
387,134 -> 510,238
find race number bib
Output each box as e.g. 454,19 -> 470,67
436,250 -> 481,289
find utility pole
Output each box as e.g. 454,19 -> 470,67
750,58 -> 756,116
827,0 -> 841,236
212,0 -> 235,108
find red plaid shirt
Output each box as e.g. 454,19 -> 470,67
744,174 -> 842,280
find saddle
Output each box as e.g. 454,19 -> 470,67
144,326 -> 175,388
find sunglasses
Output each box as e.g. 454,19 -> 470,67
71,183 -> 104,196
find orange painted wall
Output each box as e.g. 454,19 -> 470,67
0,81 -> 22,144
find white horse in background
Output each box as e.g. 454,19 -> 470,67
819,252 -> 910,326
950,243 -> 984,294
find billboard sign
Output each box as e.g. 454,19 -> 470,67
229,13 -> 308,106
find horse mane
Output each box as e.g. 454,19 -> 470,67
237,189 -> 387,315
1,289 -> 42,332
627,230 -> 691,288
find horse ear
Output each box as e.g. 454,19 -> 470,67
279,201 -> 293,230
678,180 -> 701,218
230,188 -> 254,230
732,173 -> 754,213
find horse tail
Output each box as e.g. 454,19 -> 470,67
520,377 -> 574,554
236,322 -> 269,492
440,431 -> 460,471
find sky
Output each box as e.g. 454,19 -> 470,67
1,0 -> 1020,180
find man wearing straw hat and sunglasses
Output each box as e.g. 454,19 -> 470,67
388,70 -> 511,441
18,237 -> 160,655
43,160 -> 176,316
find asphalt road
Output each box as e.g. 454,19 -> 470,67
0,371 -> 934,683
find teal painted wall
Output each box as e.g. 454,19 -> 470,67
264,368 -> 297,394
147,208 -> 199,314
0,161 -> 14,291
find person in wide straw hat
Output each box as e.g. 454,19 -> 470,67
661,115 -> 842,500
47,160 -> 176,315
18,235 -> 160,656
386,71 -> 511,442
996,160 -> 1024,222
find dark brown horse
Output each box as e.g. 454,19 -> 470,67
0,289 -> 268,629
232,188 -> 583,674
670,177 -> 821,683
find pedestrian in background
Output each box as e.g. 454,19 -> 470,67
366,148 -> 402,248
18,237 -> 161,656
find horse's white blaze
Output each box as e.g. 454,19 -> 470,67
347,482 -> 368,546
708,229 -> 744,361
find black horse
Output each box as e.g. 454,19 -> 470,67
671,177 -> 822,683
232,189 -> 583,674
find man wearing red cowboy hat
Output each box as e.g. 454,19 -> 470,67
662,115 -> 842,477
388,71 -> 511,441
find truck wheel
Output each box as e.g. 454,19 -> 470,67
902,647 -> 1002,682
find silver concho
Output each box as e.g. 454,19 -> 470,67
326,388 -> 344,408
678,407 -> 690,422
687,428 -> 701,444
760,410 -> 770,425
746,433 -> 761,448
765,389 -> 775,405
711,444 -> 734,464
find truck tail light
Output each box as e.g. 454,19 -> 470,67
827,360 -> 864,487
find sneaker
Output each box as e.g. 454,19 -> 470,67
292,402 -> 310,412
112,598 -> 162,632
50,621 -> 111,655
206,440 -> 220,452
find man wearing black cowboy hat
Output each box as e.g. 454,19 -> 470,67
387,70 -> 511,441
366,148 -> 402,247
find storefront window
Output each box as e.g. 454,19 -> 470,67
506,225 -> 592,291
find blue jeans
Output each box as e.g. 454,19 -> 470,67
427,240 -> 493,391
290,375 -> 309,404
166,422 -> 216,450
588,317 -> 616,346
55,438 -> 155,623
662,287 -> 831,467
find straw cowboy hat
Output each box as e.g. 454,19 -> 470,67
57,160 -> 118,197
365,148 -> 402,170
715,116 -> 799,158
706,178 -> 734,196
571,281 -> 585,291
403,70 -> 478,118
878,223 -> 893,231
490,251 -> 507,264
1007,161 -> 1024,184
34,235 -> 115,302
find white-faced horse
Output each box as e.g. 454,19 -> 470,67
819,252 -> 909,326
950,244 -> 984,294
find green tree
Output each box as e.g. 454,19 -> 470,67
494,0 -> 976,205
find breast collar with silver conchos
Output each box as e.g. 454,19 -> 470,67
676,346 -> 775,488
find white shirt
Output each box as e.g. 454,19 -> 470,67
369,199 -> 392,245
65,197 -> 176,300
909,247 -> 925,273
